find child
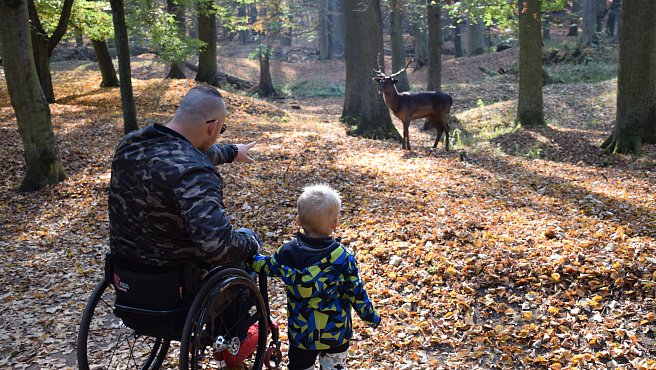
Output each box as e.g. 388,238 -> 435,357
250,184 -> 381,370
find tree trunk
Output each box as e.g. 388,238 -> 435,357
606,0 -> 621,41
568,0 -> 580,36
467,18 -> 484,56
319,0 -> 334,60
196,0 -> 219,86
596,0 -> 606,33
342,0 -> 399,141
91,39 -> 119,87
582,0 -> 596,43
412,21 -> 428,69
517,0 -> 545,127
602,0 -> 656,155
27,0 -> 74,103
333,0 -> 345,55
30,36 -> 54,103
543,18 -> 551,40
427,0 -> 441,91
390,0 -> 408,91
453,17 -> 463,57
0,0 -> 65,192
110,0 -> 138,134
256,46 -> 276,97
166,0 -> 187,79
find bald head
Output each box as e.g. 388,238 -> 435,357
174,85 -> 226,127
167,85 -> 228,151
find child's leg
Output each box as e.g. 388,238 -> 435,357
318,342 -> 349,370
288,345 -> 319,370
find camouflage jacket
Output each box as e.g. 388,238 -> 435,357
109,124 -> 259,267
249,233 -> 381,350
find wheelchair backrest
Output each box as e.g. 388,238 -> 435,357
105,253 -> 202,340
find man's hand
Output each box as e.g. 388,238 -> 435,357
235,141 -> 256,163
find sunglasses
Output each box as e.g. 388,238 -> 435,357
205,119 -> 228,134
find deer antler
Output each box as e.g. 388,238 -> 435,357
390,58 -> 414,78
373,53 -> 386,77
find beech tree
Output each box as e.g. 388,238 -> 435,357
342,0 -> 399,141
0,0 -> 66,191
602,0 -> 656,155
427,0 -> 442,91
517,0 -> 545,127
27,0 -> 74,103
110,0 -> 138,133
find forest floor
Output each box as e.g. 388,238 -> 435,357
0,41 -> 655,369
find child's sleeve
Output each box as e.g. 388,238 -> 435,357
248,251 -> 286,278
343,254 -> 381,328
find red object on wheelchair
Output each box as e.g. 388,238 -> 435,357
214,319 -> 281,369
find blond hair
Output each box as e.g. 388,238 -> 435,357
297,184 -> 341,235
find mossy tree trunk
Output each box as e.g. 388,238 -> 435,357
390,0 -> 409,92
602,0 -> 656,155
427,0 -> 442,91
0,0 -> 66,192
517,0 -> 545,127
342,0 -> 399,141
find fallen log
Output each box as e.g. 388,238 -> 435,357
184,62 -> 255,90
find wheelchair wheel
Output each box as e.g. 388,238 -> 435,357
77,280 -> 171,370
179,268 -> 268,370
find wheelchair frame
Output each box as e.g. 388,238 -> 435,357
76,253 -> 281,370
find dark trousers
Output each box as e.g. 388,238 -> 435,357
287,342 -> 349,370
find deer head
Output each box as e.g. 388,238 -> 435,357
372,56 -> 413,94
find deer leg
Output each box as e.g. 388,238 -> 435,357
403,121 -> 411,150
434,126 -> 443,149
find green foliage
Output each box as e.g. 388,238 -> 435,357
70,0 -> 113,41
127,0 -> 202,64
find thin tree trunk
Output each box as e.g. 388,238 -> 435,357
582,0 -> 596,43
319,0 -> 334,60
27,0 -> 74,103
166,0 -> 186,79
342,0 -> 399,141
412,22 -> 427,69
390,0 -> 408,91
333,0 -> 345,54
453,17 -> 463,57
257,48 -> 276,97
110,0 -> 138,134
468,19 -> 485,56
91,39 -> 119,87
517,0 -> 545,127
0,0 -> 65,191
427,0 -> 442,91
602,0 -> 656,154
568,0 -> 580,36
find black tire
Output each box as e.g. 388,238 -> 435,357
77,280 -> 170,370
179,269 -> 268,370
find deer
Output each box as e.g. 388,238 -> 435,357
373,58 -> 453,151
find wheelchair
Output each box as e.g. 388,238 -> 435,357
77,253 -> 282,370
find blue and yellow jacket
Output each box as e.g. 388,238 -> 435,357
249,232 -> 381,350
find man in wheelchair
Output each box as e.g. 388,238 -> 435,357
77,85 -> 279,370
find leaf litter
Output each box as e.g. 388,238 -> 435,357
0,51 -> 654,369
